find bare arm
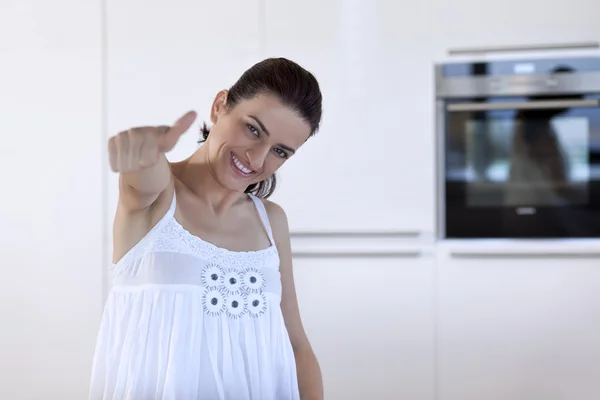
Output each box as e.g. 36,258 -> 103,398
108,111 -> 196,263
265,201 -> 324,400
108,111 -> 196,212
117,155 -> 171,211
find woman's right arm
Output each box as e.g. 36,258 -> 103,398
108,110 -> 196,262
108,110 -> 197,212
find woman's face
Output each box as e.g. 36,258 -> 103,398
205,91 -> 312,192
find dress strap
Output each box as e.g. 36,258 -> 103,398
167,189 -> 177,218
248,194 -> 275,245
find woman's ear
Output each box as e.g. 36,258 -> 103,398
210,90 -> 229,124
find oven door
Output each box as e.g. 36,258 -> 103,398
444,97 -> 600,238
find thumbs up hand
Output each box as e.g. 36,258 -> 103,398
108,111 -> 197,173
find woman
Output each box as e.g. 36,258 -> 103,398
90,58 -> 324,400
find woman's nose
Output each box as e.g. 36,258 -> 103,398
246,145 -> 270,170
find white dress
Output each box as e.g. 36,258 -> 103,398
89,193 -> 300,400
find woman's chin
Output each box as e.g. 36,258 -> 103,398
219,175 -> 259,193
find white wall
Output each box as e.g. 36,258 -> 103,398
0,1 -> 104,399
2,0 -> 600,399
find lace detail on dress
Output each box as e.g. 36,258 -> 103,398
111,217 -> 279,278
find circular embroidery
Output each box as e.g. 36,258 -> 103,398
241,267 -> 266,293
225,292 -> 247,319
201,263 -> 224,289
202,288 -> 225,317
222,269 -> 243,294
246,292 -> 268,318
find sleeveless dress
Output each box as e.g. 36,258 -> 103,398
89,193 -> 300,400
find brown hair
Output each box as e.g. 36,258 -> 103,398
199,57 -> 323,198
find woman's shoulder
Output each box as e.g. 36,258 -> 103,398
260,198 -> 287,222
259,198 -> 290,242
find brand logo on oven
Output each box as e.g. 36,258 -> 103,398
516,207 -> 536,215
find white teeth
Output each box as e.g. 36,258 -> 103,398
232,154 -> 253,174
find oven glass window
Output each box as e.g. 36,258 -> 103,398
457,115 -> 591,207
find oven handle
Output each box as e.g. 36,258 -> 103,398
447,99 -> 600,112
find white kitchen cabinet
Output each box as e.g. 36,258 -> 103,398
105,0 -> 262,284
430,0 -> 600,57
1,1 -> 103,398
292,254 -> 436,400
436,244 -> 600,400
264,0 -> 437,235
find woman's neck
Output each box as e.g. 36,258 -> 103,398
175,145 -> 247,215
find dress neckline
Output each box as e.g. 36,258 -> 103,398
170,191 -> 276,254
170,216 -> 276,255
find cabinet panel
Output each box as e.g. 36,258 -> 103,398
431,0 -> 600,56
292,255 -> 436,400
437,253 -> 600,400
265,0 -> 436,234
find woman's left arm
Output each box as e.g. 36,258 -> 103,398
265,201 -> 324,400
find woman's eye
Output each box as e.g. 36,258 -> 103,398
246,124 -> 259,136
274,148 -> 288,159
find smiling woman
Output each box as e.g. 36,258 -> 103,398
92,58 -> 324,400
198,57 -> 323,198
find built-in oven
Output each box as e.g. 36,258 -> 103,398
436,55 -> 600,238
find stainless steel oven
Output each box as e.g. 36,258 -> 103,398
436,55 -> 600,238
